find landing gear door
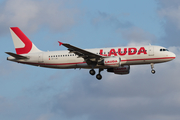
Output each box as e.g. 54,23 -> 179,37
149,46 -> 154,56
38,53 -> 43,63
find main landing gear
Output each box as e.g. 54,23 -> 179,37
151,63 -> 156,74
89,69 -> 96,75
96,69 -> 103,80
89,69 -> 103,80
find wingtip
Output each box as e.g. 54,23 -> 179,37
5,52 -> 10,54
58,41 -> 63,46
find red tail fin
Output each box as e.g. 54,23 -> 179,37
10,27 -> 41,54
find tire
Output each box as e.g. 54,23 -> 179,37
89,69 -> 95,75
151,70 -> 155,74
96,74 -> 102,80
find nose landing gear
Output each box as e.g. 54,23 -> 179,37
151,63 -> 156,74
151,69 -> 155,74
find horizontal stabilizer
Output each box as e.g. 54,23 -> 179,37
5,52 -> 28,59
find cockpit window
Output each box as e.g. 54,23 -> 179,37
160,48 -> 169,51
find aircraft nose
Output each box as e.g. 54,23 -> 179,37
170,52 -> 176,59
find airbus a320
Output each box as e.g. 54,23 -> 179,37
6,27 -> 176,80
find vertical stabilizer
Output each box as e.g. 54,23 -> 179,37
10,27 -> 42,54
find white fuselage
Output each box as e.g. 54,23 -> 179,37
8,45 -> 176,69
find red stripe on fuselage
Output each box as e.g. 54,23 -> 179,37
121,57 -> 175,62
17,57 -> 175,66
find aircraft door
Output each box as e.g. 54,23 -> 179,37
38,53 -> 43,63
149,46 -> 154,56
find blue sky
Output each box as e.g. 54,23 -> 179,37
1,0 -> 180,120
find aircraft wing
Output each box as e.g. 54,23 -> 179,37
58,41 -> 104,59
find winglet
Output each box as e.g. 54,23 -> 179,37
58,41 -> 63,46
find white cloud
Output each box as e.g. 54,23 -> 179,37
0,0 -> 81,33
156,0 -> 180,46
117,27 -> 157,46
158,6 -> 180,29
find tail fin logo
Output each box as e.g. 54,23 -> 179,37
10,27 -> 32,54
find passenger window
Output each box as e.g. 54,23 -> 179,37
160,49 -> 162,51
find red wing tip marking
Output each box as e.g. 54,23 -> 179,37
58,41 -> 63,46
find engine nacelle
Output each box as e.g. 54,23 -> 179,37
107,65 -> 130,75
103,57 -> 121,67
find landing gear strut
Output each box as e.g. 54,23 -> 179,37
96,69 -> 103,80
151,63 -> 155,74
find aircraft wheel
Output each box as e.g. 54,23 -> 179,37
96,74 -> 102,80
151,70 -> 155,74
89,69 -> 95,75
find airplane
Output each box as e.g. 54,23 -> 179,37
6,27 -> 176,80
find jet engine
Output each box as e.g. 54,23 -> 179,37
107,65 -> 130,75
98,57 -> 120,67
